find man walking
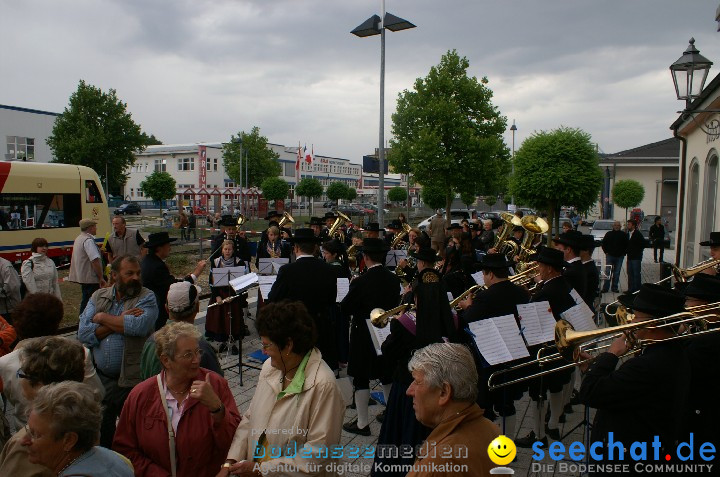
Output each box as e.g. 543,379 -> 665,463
428,210 -> 446,253
649,216 -> 665,263
600,221 -> 628,294
68,218 -> 107,314
626,219 -> 645,293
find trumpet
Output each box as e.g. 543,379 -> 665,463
278,211 -> 294,229
487,307 -> 719,391
449,265 -> 539,309
369,303 -> 414,328
671,257 -> 720,282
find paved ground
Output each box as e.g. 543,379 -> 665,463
193,246 -> 675,477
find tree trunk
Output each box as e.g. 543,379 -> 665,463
445,194 -> 453,227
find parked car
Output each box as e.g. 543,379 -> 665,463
322,200 -> 336,208
336,205 -> 368,216
478,211 -> 504,229
114,202 -> 142,215
162,206 -> 192,218
589,219 -> 615,243
417,209 -> 471,232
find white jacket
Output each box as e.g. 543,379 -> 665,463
21,254 -> 61,298
227,348 -> 345,476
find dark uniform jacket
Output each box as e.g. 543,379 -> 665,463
532,275 -> 576,321
562,258 -> 586,300
341,264 -> 401,381
684,323 -> 720,449
140,253 -> 193,330
627,229 -> 645,260
267,256 -> 337,367
582,260 -> 599,310
255,238 -> 291,267
601,230 -> 629,257
580,341 -> 690,455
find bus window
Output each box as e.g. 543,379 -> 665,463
85,180 -> 103,203
0,193 -> 81,230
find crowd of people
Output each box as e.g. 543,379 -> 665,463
0,209 -> 717,477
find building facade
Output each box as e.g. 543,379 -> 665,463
599,138 -> 680,229
671,72 -> 720,266
1,104 -> 58,163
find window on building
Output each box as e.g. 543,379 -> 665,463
213,158 -> 218,171
5,136 -> 35,161
154,159 -> 167,172
136,189 -> 144,197
284,163 -> 295,177
206,157 -> 210,171
686,160 -> 700,265
701,154 -> 718,260
178,157 -> 194,171
130,188 -> 134,197
145,163 -> 149,172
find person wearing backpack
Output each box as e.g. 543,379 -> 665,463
0,257 -> 21,322
20,238 -> 61,299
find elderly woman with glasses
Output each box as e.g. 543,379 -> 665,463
218,301 -> 344,477
0,336 -> 114,476
22,382 -> 133,476
113,321 -> 241,477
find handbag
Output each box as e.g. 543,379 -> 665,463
156,374 -> 177,477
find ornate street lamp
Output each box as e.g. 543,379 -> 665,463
670,37 -> 713,108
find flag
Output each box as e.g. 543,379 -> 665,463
305,144 -> 313,164
295,142 -> 302,171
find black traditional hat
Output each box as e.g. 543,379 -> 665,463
470,222 -> 481,231
512,225 -> 525,234
323,211 -> 337,220
679,273 -> 720,302
322,238 -> 346,255
308,217 -> 324,226
264,210 -> 282,220
447,223 -> 462,231
534,246 -> 564,270
361,238 -> 390,253
554,230 -> 583,249
623,283 -> 686,318
144,232 -> 178,249
410,247 -> 440,263
365,222 -> 381,232
579,234 -> 598,251
479,253 -> 514,269
219,215 -> 236,227
699,232 -> 720,246
288,228 -> 322,243
387,220 -> 402,230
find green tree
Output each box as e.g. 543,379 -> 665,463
140,172 -> 176,215
389,49 -> 510,225
326,182 -> 350,204
484,195 -> 497,208
141,133 -> 163,146
461,192 -> 476,208
512,127 -> 603,244
612,179 -> 645,221
223,126 -> 281,188
345,187 -> 358,202
421,184 -> 446,210
261,177 -> 289,207
502,195 -> 512,206
296,178 -> 323,213
47,80 -> 147,195
388,187 -> 408,204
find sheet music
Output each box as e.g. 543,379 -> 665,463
493,314 -> 531,360
468,320 -> 513,365
561,303 -> 598,332
516,301 -> 556,346
385,250 -> 407,267
336,278 -> 350,303
447,292 -> 454,302
508,267 -> 515,276
471,271 -> 485,287
258,258 -> 289,275
366,319 -> 392,356
210,267 -> 245,287
569,288 -> 583,306
257,275 -> 276,300
228,272 -> 259,294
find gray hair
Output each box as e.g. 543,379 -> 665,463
30,382 -> 101,452
482,219 -> 492,227
408,343 -> 478,402
154,321 -> 201,363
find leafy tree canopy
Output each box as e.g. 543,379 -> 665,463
389,49 -> 510,222
261,177 -> 290,205
388,186 -> 408,203
141,133 -> 163,146
326,182 -> 350,203
421,184 -> 446,210
511,126 -> 603,243
612,179 -> 645,210
296,177 -> 323,199
140,172 -> 176,209
484,195 -> 497,208
461,192 -> 476,207
48,80 -> 147,195
345,187 -> 358,202
223,126 -> 281,188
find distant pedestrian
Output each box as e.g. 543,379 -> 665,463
626,219 -> 645,293
601,221 -> 629,293
649,215 -> 665,263
0,257 -> 21,321
178,210 -> 189,241
428,210 -> 446,253
20,238 -> 61,299
188,209 -> 197,240
67,219 -> 107,314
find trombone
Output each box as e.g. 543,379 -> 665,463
369,303 -> 414,328
448,264 -> 540,309
487,306 -> 719,391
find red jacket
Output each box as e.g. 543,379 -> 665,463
113,368 -> 241,477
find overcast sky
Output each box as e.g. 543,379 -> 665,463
2,0 -> 719,162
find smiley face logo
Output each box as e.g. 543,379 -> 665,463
488,435 -> 516,466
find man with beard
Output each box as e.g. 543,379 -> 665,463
78,254 -> 158,448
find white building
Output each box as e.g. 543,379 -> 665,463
1,104 -> 58,163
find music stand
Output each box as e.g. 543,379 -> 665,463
385,250 -> 407,269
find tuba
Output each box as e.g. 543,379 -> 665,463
391,223 -> 412,249
516,215 -> 549,270
277,211 -> 294,229
493,213 -> 523,259
328,210 -> 351,242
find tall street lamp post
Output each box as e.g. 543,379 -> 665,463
510,120 -> 517,207
352,2 -> 415,227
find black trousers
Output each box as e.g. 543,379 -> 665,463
97,372 -> 131,448
653,241 -> 665,262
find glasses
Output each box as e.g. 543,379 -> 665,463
260,342 -> 275,350
24,424 -> 41,441
176,348 -> 204,361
